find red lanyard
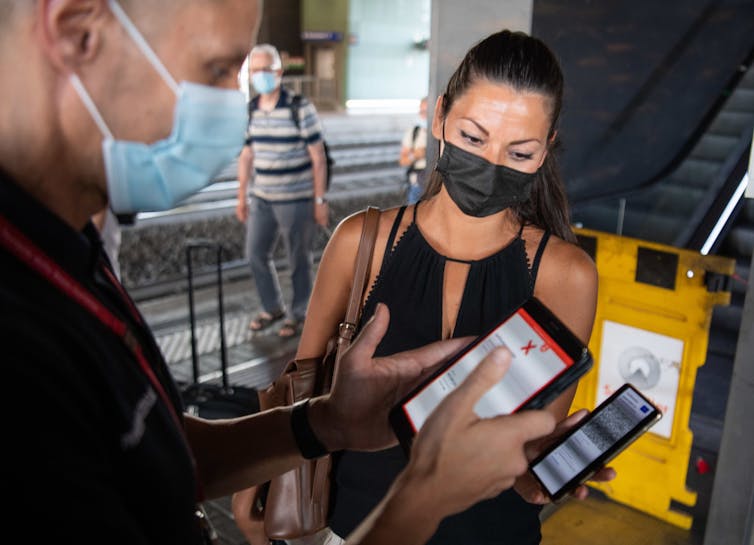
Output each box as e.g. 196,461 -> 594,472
0,213 -> 204,500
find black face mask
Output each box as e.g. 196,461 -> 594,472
436,139 -> 537,218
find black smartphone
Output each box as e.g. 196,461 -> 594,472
528,382 -> 662,502
389,297 -> 593,454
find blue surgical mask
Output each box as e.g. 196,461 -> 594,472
251,71 -> 280,95
70,0 -> 247,214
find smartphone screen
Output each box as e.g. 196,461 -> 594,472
397,299 -> 589,434
529,383 -> 661,500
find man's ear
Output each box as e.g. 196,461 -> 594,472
38,0 -> 109,72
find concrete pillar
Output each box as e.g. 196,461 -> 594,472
426,0 -> 533,167
704,252 -> 754,545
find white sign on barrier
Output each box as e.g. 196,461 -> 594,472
596,321 -> 683,438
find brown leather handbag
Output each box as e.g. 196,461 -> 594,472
257,206 -> 381,539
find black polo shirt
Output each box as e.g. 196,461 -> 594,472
0,172 -> 205,544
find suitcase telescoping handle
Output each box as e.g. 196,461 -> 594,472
185,239 -> 228,390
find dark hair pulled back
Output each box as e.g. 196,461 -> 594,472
424,29 -> 575,243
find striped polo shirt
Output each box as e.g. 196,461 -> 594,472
245,88 -> 323,202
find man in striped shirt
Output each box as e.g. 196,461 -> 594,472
236,44 -> 328,338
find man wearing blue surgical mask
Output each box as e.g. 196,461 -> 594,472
236,44 -> 328,339
0,1 -> 563,544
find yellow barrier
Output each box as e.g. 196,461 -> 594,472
571,228 -> 735,529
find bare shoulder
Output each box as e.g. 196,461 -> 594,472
331,206 -> 400,244
539,235 -> 597,288
330,209 -> 370,247
298,207 -> 401,358
529,231 -> 598,342
325,205 -> 405,263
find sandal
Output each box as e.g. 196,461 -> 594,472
277,319 -> 301,338
248,310 -> 285,331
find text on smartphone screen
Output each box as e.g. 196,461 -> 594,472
402,308 -> 574,432
531,387 -> 653,494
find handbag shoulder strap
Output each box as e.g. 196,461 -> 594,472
338,206 -> 381,342
320,206 -> 380,394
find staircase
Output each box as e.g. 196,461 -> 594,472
571,63 -> 754,247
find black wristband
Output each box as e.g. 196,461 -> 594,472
291,399 -> 329,459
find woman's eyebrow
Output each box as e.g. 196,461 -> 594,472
460,117 -> 542,145
460,117 -> 489,136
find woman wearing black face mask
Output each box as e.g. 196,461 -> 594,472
294,30 -> 599,545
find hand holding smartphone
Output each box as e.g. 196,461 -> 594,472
389,297 -> 593,454
528,383 -> 662,502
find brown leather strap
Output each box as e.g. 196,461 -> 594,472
339,206 -> 381,346
320,206 -> 380,393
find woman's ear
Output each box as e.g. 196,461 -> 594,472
537,129 -> 558,168
38,0 -> 108,72
431,94 -> 445,141
537,149 -> 548,169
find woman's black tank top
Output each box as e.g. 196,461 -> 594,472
329,204 -> 551,544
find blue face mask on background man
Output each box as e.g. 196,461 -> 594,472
70,0 -> 247,214
251,71 -> 280,95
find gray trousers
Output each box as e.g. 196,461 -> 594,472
247,196 -> 314,322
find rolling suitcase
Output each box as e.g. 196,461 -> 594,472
181,239 -> 260,419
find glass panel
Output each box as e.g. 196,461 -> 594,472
346,0 -> 431,101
